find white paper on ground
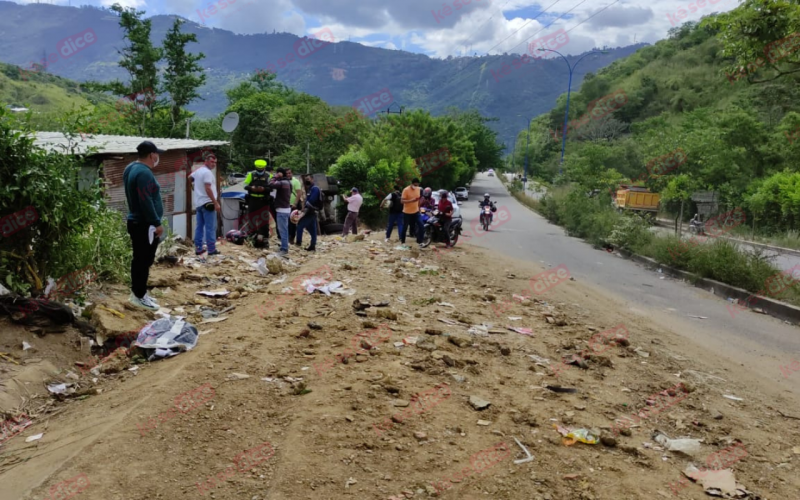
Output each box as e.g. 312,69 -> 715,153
26,433 -> 44,442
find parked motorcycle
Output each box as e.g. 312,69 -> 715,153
479,202 -> 497,231
688,217 -> 705,236
420,208 -> 462,248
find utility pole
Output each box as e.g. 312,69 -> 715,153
306,142 -> 310,174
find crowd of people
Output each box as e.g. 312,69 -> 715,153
121,141 -> 463,312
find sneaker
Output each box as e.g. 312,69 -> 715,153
304,246 -> 316,252
143,292 -> 159,305
208,250 -> 221,256
278,250 -> 289,258
384,238 -> 389,243
129,293 -> 159,311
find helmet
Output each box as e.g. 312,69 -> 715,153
423,187 -> 432,197
484,193 -> 490,198
225,230 -> 246,245
439,189 -> 448,197
254,159 -> 267,169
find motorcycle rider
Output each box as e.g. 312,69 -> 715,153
479,193 -> 496,225
419,187 -> 436,211
244,159 -> 271,248
437,189 -> 454,248
690,213 -> 703,234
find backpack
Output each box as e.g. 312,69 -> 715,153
389,191 -> 403,213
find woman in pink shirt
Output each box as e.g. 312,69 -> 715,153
342,188 -> 363,236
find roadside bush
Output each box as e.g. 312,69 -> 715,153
608,213 -> 654,252
551,188 -> 618,247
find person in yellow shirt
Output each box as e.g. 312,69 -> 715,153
401,177 -> 422,246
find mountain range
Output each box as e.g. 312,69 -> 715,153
0,1 -> 647,147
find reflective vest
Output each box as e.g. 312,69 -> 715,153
248,170 -> 270,198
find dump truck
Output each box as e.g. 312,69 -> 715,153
612,185 -> 660,213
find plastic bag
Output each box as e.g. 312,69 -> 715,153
134,316 -> 198,358
555,425 -> 599,445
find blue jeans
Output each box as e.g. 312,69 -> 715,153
386,213 -> 404,239
296,211 -> 317,248
276,211 -> 290,252
194,206 -> 217,253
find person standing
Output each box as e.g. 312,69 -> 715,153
265,162 -> 280,242
382,186 -> 404,242
401,178 -> 422,246
296,174 -> 322,252
269,168 -> 292,256
190,152 -> 221,256
123,141 -> 165,311
341,188 -> 363,236
286,168 -> 303,242
437,189 -> 455,248
244,159 -> 271,248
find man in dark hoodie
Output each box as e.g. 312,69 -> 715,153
123,141 -> 165,311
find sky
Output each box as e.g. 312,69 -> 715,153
19,0 -> 741,58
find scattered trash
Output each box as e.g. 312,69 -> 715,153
507,316 -> 522,321
545,385 -> 578,393
22,341 -> 32,351
0,283 -> 11,296
438,318 -> 460,326
98,305 -> 125,318
512,294 -> 530,302
723,395 -> 744,401
507,326 -> 533,336
528,354 -> 551,365
25,433 -> 44,443
227,373 -> 250,380
134,316 -> 199,360
468,324 -> 490,336
683,464 -> 739,496
269,277 -> 286,285
554,425 -> 599,445
402,337 -> 418,345
196,289 -> 230,297
653,431 -> 703,456
200,317 -> 229,324
47,383 -> 68,394
634,348 -> 650,358
687,315 -> 708,320
476,419 -> 492,426
255,257 -> 269,276
393,342 -> 405,348
437,302 -> 456,308
513,436 -> 534,464
304,279 -> 344,295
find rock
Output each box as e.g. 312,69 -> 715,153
384,385 -> 400,394
376,309 -> 398,320
634,348 -> 650,358
361,339 -> 375,351
431,351 -> 446,360
393,400 -> 410,407
416,339 -> 437,352
149,276 -> 178,287
229,291 -> 241,300
266,257 -> 284,274
228,373 -> 250,380
601,436 -> 617,447
451,374 -> 466,383
297,329 -> 311,338
425,328 -> 443,335
469,395 -> 491,411
345,416 -> 354,422
477,420 -> 492,426
449,336 -> 471,348
442,355 -> 456,367
619,427 -> 632,437
353,298 -> 371,311
345,234 -> 366,242
307,322 -> 322,330
413,431 -> 427,441
711,409 -> 724,420
355,354 -> 369,363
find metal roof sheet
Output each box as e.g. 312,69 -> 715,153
28,131 -> 229,156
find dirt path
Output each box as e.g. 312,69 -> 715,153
1,236 -> 799,500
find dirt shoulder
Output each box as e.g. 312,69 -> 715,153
1,235 -> 798,500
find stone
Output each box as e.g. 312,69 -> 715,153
469,395 -> 491,411
449,336 -> 471,348
393,400 -> 410,407
711,409 -> 724,420
425,328 -> 443,335
500,346 -> 511,356
413,431 -> 427,441
601,436 -> 617,447
376,309 -> 398,321
477,420 -> 492,426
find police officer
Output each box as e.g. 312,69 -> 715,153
244,159 -> 271,248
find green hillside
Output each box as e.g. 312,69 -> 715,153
0,62 -> 97,112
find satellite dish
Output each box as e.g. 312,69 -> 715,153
222,112 -> 239,133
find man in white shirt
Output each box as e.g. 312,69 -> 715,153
190,152 -> 221,255
342,187 -> 363,236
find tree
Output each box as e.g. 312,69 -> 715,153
162,18 -> 206,137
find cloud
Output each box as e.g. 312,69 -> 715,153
585,5 -> 653,29
165,0 -> 306,35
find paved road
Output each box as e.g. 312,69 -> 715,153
460,174 -> 800,395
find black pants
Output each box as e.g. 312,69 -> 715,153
127,221 -> 160,299
248,196 -> 270,239
441,219 -> 452,245
289,221 -> 297,241
402,212 -> 422,244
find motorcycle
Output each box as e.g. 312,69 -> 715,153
689,219 -> 705,236
420,207 -> 462,248
479,202 -> 497,231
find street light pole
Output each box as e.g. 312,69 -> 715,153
538,49 -> 606,176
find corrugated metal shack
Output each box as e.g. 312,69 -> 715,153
30,132 -> 229,240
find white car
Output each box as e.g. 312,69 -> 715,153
430,191 -> 462,219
